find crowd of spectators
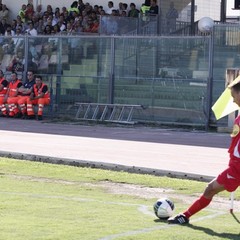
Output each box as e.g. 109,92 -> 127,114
0,0 -> 151,37
0,0 -> 165,73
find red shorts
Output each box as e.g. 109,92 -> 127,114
217,166 -> 240,192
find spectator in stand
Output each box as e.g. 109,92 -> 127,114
111,9 -> 119,16
5,71 -> 22,118
0,70 -> 8,117
53,10 -> 61,24
7,50 -> 25,72
141,0 -> 151,15
73,19 -> 83,33
45,5 -> 53,17
84,16 -> 99,33
149,0 -> 159,15
66,22 -> 75,35
25,3 -> 35,22
68,1 -> 80,17
52,24 -> 60,34
93,5 -> 99,14
43,24 -> 53,35
118,2 -> 124,15
17,70 -> 35,118
1,18 -> 10,32
25,21 -> 38,36
0,4 -> 9,22
0,18 -> 5,34
106,1 -> 115,15
77,0 -> 85,14
19,4 -> 27,23
26,75 -> 50,120
11,19 -> 17,33
63,10 -> 72,23
122,3 -> 128,14
5,25 -> 15,36
99,9 -> 106,16
61,6 -> 68,17
97,6 -> 103,15
128,3 -> 139,18
32,15 -> 39,29
36,18 -> 44,34
166,1 -> 178,33
121,10 -> 127,17
72,10 -> 81,25
13,27 -> 24,52
47,14 -> 57,27
16,16 -> 24,32
42,14 -> 49,27
34,4 -> 43,20
57,15 -> 66,32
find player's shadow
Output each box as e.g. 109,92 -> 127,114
187,224 -> 240,239
154,218 -> 168,223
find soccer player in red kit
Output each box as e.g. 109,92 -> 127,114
168,80 -> 240,224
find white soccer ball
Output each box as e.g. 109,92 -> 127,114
198,17 -> 214,33
153,198 -> 175,219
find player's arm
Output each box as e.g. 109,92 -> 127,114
15,82 -> 23,96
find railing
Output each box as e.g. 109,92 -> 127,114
1,24 -> 240,127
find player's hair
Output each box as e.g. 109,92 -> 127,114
35,75 -> 42,80
231,82 -> 240,92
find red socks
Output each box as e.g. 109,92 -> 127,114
183,195 -> 212,219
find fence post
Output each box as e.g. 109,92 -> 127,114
108,36 -> 115,104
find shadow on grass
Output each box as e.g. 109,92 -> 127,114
154,218 -> 169,223
187,224 -> 240,239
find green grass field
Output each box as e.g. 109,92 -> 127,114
1,157 -> 240,240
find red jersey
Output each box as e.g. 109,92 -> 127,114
228,115 -> 240,172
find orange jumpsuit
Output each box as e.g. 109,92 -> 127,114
7,79 -> 22,117
27,83 -> 50,116
0,77 -> 8,115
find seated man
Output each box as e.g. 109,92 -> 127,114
17,70 -> 35,118
5,71 -> 22,117
26,75 -> 50,120
0,70 -> 8,116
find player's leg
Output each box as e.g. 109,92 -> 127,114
168,167 -> 239,225
168,178 -> 224,224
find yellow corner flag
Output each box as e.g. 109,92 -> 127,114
211,88 -> 239,120
212,76 -> 240,120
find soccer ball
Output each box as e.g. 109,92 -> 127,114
198,17 -> 214,33
153,198 -> 175,219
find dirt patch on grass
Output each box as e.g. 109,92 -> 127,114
7,174 -> 240,212
98,181 -> 240,212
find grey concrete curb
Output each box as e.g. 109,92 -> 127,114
0,150 -> 214,182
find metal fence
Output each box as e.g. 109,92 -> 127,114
2,24 -> 240,127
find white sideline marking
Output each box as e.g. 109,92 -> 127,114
0,191 -> 154,217
0,191 -> 228,239
98,211 -> 226,240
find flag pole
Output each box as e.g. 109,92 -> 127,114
230,191 -> 234,213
